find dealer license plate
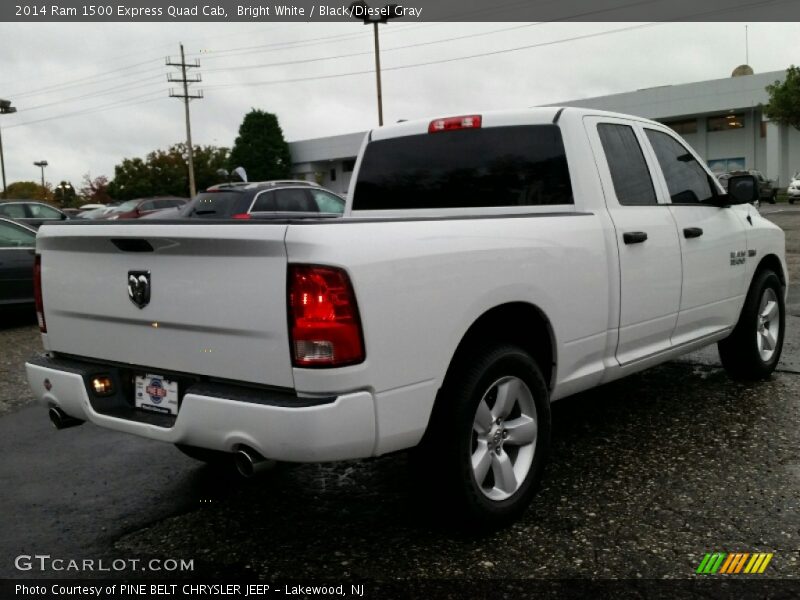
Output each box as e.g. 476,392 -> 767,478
134,373 -> 179,415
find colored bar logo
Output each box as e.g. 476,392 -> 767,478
696,552 -> 773,574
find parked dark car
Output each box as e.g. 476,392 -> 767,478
0,217 -> 36,306
182,181 -> 345,220
0,200 -> 69,228
726,170 -> 777,204
103,197 -> 188,220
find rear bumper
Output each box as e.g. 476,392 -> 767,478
25,354 -> 377,462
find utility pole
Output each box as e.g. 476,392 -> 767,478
349,2 -> 400,127
167,44 -> 203,197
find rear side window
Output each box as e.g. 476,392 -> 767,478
0,204 -> 27,219
28,204 -> 62,218
251,189 -> 316,212
187,191 -> 247,218
353,125 -> 573,210
310,190 -> 344,214
645,129 -> 715,204
597,124 -> 657,206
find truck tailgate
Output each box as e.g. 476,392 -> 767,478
36,223 -> 294,389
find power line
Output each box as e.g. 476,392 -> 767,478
203,23 -> 541,74
203,22 -> 664,91
4,91 -> 166,129
6,57 -> 164,99
202,0 -> 789,91
17,74 -> 166,113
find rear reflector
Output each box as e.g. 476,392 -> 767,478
33,254 -> 46,333
428,114 -> 482,133
232,213 -> 252,220
288,265 -> 365,367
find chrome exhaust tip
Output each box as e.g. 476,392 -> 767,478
49,407 -> 85,430
234,447 -> 275,478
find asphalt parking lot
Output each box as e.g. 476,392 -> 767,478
1,207 -> 799,586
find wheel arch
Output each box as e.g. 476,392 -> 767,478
754,253 -> 786,289
444,302 -> 557,392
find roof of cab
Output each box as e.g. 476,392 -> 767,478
369,106 -> 664,141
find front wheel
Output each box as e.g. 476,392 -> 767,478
415,345 -> 551,528
718,269 -> 785,380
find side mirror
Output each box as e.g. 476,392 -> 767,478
60,212 -> 68,220
724,174 -> 759,205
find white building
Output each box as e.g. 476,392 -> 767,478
288,67 -> 800,194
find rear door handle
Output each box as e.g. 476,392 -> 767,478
623,231 -> 648,244
683,227 -> 704,239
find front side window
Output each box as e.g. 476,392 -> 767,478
28,203 -> 62,218
597,123 -> 657,206
0,221 -> 35,247
353,125 -> 573,210
645,129 -> 715,204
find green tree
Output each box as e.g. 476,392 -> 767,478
53,181 -> 78,207
229,109 -> 292,181
5,180 -> 52,201
764,66 -> 800,130
107,144 -> 230,200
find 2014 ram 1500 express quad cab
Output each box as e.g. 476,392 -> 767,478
26,108 -> 787,527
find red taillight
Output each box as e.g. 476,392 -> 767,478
288,265 -> 364,367
232,213 -> 251,219
428,114 -> 482,133
33,254 -> 46,333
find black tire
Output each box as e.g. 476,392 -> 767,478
718,269 -> 785,380
790,199 -> 795,205
414,344 -> 551,529
175,443 -> 234,466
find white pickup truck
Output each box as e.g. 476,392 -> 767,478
26,107 -> 786,527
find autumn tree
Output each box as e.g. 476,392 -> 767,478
229,109 -> 292,182
5,181 -> 52,201
79,173 -> 112,204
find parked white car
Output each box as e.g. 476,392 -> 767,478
788,173 -> 800,204
26,107 -> 787,528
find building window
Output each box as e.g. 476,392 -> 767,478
663,118 -> 697,135
330,168 -> 337,182
342,159 -> 356,173
760,121 -> 767,138
707,113 -> 744,131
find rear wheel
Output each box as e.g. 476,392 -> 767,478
718,269 -> 785,380
416,345 -> 551,528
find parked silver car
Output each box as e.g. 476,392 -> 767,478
0,200 -> 69,228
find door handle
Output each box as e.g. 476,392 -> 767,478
623,231 -> 648,244
683,227 -> 704,239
